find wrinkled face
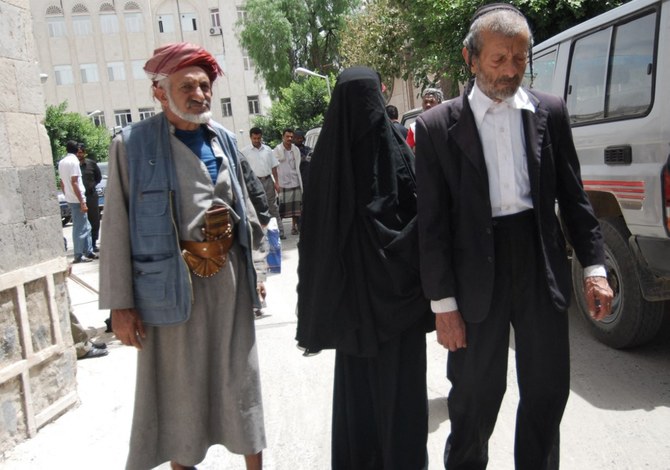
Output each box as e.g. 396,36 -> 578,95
422,94 -> 439,111
251,133 -> 263,148
282,131 -> 293,148
467,30 -> 529,101
156,66 -> 212,130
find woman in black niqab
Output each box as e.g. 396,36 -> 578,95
296,66 -> 433,469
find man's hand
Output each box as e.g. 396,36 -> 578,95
257,281 -> 266,301
112,308 -> 146,350
584,276 -> 614,321
435,310 -> 467,352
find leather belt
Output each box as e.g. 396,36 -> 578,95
180,236 -> 234,278
180,204 -> 235,278
258,175 -> 272,181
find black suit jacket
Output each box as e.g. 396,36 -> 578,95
415,86 -> 604,323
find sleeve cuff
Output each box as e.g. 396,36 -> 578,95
431,297 -> 458,314
583,264 -> 607,278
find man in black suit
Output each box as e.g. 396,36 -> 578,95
415,4 -> 614,469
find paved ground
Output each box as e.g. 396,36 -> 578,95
1,223 -> 669,469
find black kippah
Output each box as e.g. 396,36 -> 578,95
470,3 -> 524,25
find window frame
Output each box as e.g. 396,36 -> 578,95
565,7 -> 659,127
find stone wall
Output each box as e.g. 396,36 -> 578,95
0,0 -> 77,454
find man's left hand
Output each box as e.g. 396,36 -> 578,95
584,276 -> 614,321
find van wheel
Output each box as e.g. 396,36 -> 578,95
571,217 -> 664,349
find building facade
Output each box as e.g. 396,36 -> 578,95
1,0 -> 77,454
30,0 -> 271,147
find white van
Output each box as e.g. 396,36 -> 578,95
529,0 -> 670,348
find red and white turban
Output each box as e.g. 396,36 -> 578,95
144,42 -> 223,84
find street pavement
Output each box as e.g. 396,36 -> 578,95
1,224 -> 669,469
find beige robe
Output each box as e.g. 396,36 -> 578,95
99,120 -> 266,469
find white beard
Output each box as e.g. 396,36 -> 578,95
166,91 -> 212,124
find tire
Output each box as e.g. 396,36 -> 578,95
571,217 -> 664,349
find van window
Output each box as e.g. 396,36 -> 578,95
527,49 -> 557,92
567,11 -> 656,124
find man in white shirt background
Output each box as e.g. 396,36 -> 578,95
58,139 -> 96,263
241,127 -> 281,237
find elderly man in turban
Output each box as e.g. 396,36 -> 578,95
99,42 -> 265,470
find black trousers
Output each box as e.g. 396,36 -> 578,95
445,210 -> 570,470
85,193 -> 100,246
332,320 -> 429,470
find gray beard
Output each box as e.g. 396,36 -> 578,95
166,92 -> 212,124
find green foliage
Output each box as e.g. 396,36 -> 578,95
252,76 -> 330,147
340,0 -> 627,97
44,102 -> 111,179
238,0 -> 359,98
340,0 -> 409,89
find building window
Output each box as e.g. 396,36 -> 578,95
114,109 -> 132,127
247,96 -> 260,115
158,15 -> 174,33
100,3 -> 115,13
80,63 -> 99,83
107,62 -> 126,81
131,60 -> 146,80
181,13 -> 197,32
243,54 -> 254,71
125,12 -> 143,32
47,17 -> 66,37
72,15 -> 92,36
124,1 -> 141,11
54,65 -> 73,85
221,98 -> 232,117
72,3 -> 88,14
100,13 -> 119,34
46,6 -> 63,15
210,8 -> 221,28
139,108 -> 156,120
237,8 -> 248,24
90,114 -> 106,127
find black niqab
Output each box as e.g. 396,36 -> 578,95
296,67 -> 432,356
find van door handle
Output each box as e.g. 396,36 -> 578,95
604,145 -> 632,165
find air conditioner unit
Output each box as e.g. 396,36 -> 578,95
209,27 -> 222,36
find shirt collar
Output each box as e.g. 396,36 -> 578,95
468,80 -> 535,128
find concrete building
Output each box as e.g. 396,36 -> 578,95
0,0 -> 76,455
29,0 -> 272,148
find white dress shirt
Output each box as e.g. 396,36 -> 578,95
240,143 -> 277,178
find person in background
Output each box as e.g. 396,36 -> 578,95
293,129 -> 312,191
58,140 -> 97,263
406,88 -> 444,150
76,143 -> 102,253
99,42 -> 265,470
241,127 -> 281,236
70,311 -> 107,359
415,4 -> 614,469
385,104 -> 408,139
297,66 -> 434,470
272,128 -> 303,237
